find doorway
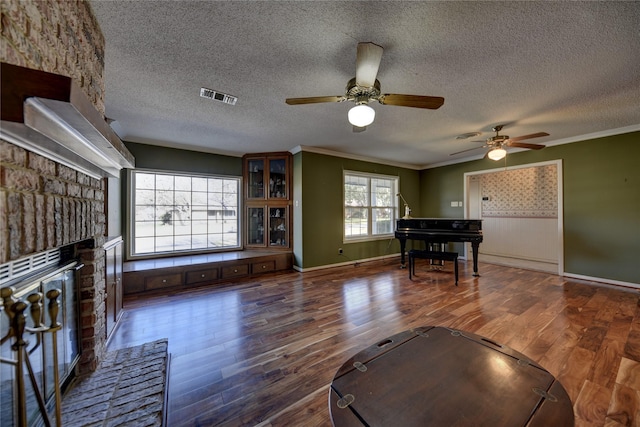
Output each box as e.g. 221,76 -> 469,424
464,160 -> 564,274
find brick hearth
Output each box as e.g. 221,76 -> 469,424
61,339 -> 169,427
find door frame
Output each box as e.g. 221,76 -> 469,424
462,159 -> 564,275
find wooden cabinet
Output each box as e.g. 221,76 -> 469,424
186,268 -> 219,285
245,155 -> 289,200
104,236 -> 123,339
252,259 -> 275,273
123,251 -> 293,296
221,263 -> 250,279
243,152 -> 292,249
145,272 -> 182,290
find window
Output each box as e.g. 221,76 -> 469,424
130,170 -> 240,257
344,171 -> 398,241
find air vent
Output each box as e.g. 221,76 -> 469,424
0,249 -> 61,285
200,88 -> 237,105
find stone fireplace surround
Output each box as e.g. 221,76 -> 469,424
1,0 -> 130,376
1,128 -> 111,375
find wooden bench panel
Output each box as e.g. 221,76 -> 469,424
222,264 -> 250,279
252,260 -> 276,274
123,251 -> 293,296
185,268 -> 220,285
145,273 -> 183,290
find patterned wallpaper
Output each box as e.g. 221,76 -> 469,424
481,165 -> 558,218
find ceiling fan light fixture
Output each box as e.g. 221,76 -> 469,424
488,147 -> 507,161
348,104 -> 375,127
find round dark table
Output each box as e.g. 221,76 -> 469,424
329,326 -> 574,426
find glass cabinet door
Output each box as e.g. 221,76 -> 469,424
269,207 -> 288,247
247,159 -> 265,199
244,153 -> 291,250
247,207 -> 265,245
268,158 -> 287,199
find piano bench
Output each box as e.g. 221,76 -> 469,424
408,250 -> 459,285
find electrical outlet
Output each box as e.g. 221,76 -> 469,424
338,248 -> 343,255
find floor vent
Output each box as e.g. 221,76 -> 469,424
200,87 -> 237,105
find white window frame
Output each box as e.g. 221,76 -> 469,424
343,171 -> 398,243
127,168 -> 242,259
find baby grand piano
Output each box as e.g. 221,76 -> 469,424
395,218 -> 483,276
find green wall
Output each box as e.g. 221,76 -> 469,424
296,151 -> 420,269
120,134 -> 639,284
419,131 -> 640,284
124,142 -> 242,175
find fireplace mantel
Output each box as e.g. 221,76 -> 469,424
0,63 -> 134,179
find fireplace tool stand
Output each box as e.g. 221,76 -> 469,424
1,286 -> 64,427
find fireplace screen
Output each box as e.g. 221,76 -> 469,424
1,260 -> 80,427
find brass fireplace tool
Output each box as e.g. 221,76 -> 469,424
1,286 -> 63,427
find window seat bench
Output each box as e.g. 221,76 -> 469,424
123,250 -> 293,296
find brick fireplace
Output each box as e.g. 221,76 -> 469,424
1,141 -> 107,373
0,0 -> 130,375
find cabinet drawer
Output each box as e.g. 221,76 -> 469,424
222,264 -> 249,278
186,268 -> 219,285
145,273 -> 182,290
252,260 -> 275,274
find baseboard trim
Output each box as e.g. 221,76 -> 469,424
293,253 -> 400,272
561,272 -> 639,290
293,254 -> 639,290
480,254 -> 558,274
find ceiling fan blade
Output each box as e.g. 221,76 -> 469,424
509,132 -> 549,142
450,145 -> 486,156
379,94 -> 445,109
355,42 -> 383,87
353,125 -> 367,133
285,96 -> 345,105
507,142 -> 545,150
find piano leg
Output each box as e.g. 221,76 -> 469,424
471,242 -> 480,276
399,238 -> 407,269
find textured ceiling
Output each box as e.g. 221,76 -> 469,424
89,1 -> 640,168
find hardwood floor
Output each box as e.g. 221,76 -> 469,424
108,258 -> 640,427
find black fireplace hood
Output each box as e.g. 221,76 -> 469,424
0,63 -> 134,178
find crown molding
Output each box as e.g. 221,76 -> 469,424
422,125 -> 640,170
289,145 -> 422,170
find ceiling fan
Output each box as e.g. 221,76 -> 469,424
450,125 -> 549,160
285,42 -> 444,130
